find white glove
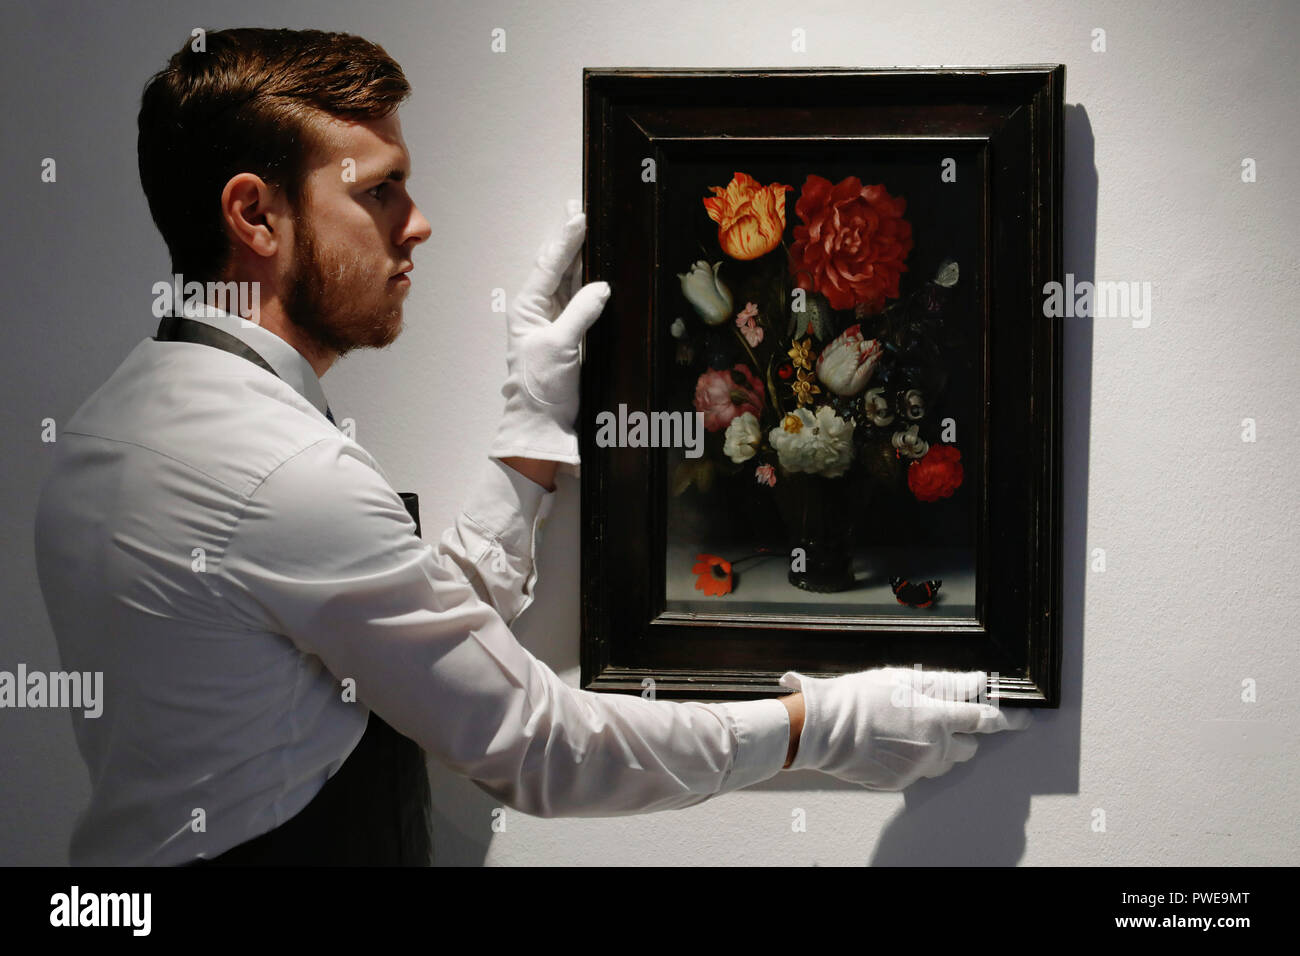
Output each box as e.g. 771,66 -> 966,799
779,666 -> 1033,790
488,199 -> 612,466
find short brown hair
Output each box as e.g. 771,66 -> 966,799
138,28 -> 410,282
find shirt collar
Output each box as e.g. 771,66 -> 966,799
171,306 -> 332,418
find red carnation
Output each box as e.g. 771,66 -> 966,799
908,444 -> 964,502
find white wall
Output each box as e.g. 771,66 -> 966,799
1,0 -> 1296,865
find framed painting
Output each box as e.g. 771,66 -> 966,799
578,66 -> 1063,706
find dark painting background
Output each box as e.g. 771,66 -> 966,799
658,143 -> 984,614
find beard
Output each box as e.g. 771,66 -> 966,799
280,215 -> 405,359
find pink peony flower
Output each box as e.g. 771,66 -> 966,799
755,464 -> 776,487
693,364 -> 765,432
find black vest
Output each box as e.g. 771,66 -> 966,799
157,314 -> 433,866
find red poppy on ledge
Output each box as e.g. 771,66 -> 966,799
692,553 -> 733,596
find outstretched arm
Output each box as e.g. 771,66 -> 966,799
218,439 -> 795,817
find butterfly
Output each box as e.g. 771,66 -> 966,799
889,576 -> 942,608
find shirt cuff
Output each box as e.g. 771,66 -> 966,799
460,457 -> 556,557
708,696 -> 792,794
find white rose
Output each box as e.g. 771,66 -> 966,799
768,406 -> 855,478
723,411 -> 761,463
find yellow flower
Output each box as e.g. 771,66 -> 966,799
781,413 -> 804,434
787,337 -> 815,371
702,172 -> 793,261
792,368 -> 821,406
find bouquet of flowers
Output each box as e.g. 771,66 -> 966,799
673,171 -> 966,594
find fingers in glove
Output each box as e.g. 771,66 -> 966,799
917,758 -> 959,781
554,235 -> 585,311
993,705 -> 1034,731
887,666 -> 986,703
777,671 -> 807,692
944,699 -> 1035,734
553,201 -> 586,309
518,207 -> 587,314
550,281 -> 611,345
948,732 -> 980,764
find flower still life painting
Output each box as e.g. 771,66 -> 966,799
664,165 -> 979,618
580,68 -> 1063,705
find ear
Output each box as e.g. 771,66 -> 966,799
220,173 -> 288,261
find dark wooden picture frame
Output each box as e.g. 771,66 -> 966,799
579,66 -> 1064,707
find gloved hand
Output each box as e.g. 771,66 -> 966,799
488,199 -> 612,466
778,666 -> 1032,790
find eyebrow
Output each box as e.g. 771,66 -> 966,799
362,166 -> 408,185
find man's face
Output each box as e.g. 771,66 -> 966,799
280,110 -> 431,358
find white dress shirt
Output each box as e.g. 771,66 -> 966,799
33,305 -> 791,866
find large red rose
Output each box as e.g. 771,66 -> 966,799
908,444 -> 963,502
788,175 -> 914,313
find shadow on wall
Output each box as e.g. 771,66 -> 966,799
425,103 -> 1097,867
870,101 -> 1096,866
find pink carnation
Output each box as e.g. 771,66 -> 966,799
735,302 -> 764,347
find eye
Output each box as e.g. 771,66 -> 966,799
367,183 -> 388,201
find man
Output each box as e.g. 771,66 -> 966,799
33,28 -> 1030,866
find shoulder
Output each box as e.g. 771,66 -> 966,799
229,435 -> 417,570
63,336 -> 353,497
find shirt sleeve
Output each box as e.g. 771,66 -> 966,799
432,456 -> 555,627
217,438 -> 792,817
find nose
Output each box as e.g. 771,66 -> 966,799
404,201 -> 433,248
